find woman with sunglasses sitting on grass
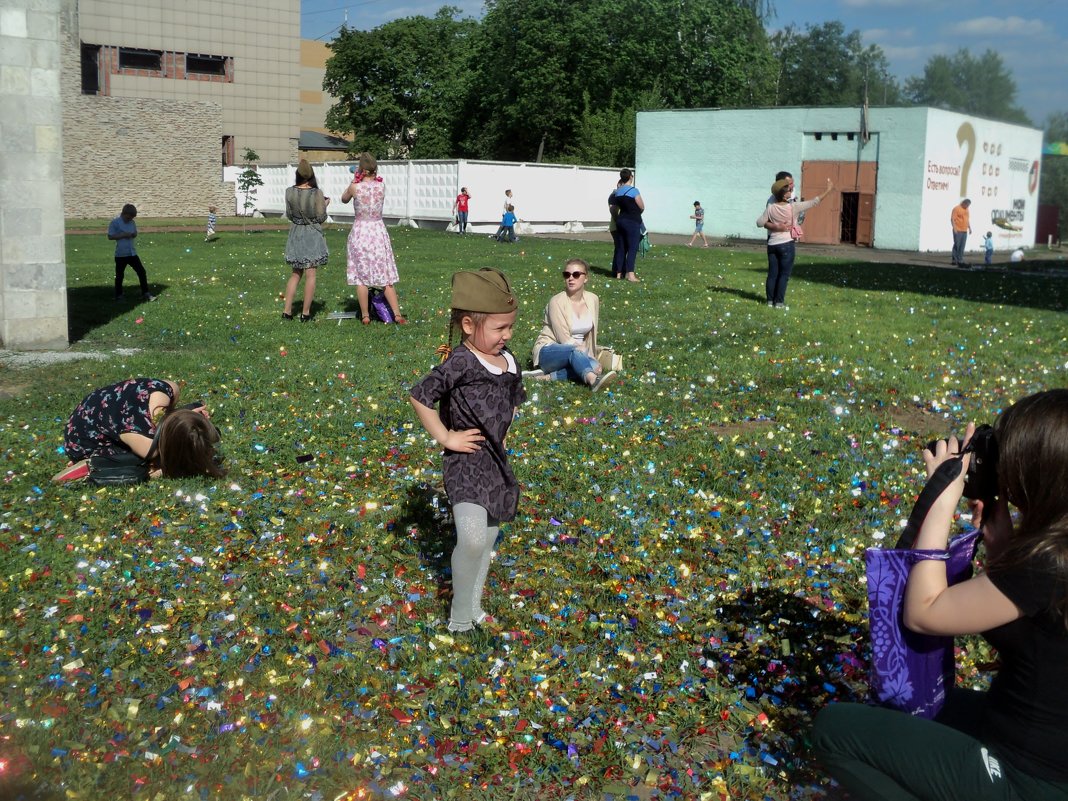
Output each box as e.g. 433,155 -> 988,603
527,258 -> 617,392
52,378 -> 225,482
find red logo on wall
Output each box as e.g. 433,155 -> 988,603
1029,161 -> 1039,195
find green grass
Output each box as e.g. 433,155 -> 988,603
1,227 -> 1066,800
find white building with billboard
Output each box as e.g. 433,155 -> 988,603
635,106 -> 1043,255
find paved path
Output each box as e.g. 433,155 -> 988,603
65,224 -> 1061,273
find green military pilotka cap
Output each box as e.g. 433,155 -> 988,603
451,268 -> 517,313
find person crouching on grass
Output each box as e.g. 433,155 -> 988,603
53,378 -> 225,482
409,269 -> 526,633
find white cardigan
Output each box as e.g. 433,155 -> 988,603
531,291 -> 600,367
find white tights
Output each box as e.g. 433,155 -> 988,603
448,502 -> 498,632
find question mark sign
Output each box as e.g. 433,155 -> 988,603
957,122 -> 975,198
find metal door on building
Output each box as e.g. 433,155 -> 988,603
800,161 -> 877,246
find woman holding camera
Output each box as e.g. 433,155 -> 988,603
812,388 -> 1068,800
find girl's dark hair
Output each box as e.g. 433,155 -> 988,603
156,410 -> 226,479
295,170 -> 319,189
990,388 -> 1068,626
619,169 -> 632,182
774,184 -> 791,202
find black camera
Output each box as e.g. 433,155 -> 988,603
926,424 -> 999,503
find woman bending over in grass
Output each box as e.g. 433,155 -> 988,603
812,388 -> 1068,800
53,377 -> 225,481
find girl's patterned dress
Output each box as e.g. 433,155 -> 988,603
63,378 -> 174,461
346,180 -> 399,286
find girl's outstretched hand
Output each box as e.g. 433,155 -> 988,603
443,428 -> 485,453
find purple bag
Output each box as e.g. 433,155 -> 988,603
368,287 -> 395,323
865,527 -> 981,718
864,454 -> 983,718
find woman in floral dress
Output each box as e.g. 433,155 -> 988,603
341,152 -> 406,324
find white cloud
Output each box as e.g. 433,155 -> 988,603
950,16 -> 1047,37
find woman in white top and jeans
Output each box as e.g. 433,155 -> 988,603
756,177 -> 834,309
530,258 -> 617,393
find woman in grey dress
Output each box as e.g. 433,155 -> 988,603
282,159 -> 329,322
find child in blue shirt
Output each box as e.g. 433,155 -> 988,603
495,205 -> 518,243
107,204 -> 153,301
984,231 -> 994,265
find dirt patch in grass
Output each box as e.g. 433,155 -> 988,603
0,380 -> 31,400
876,402 -> 950,439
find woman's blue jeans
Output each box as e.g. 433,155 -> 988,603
536,343 -> 598,384
765,241 -> 796,305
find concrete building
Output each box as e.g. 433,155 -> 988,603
60,0 -> 303,218
637,107 -> 1043,255
1,0 -> 69,349
298,38 -> 349,161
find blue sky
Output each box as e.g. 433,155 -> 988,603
300,0 -> 1068,128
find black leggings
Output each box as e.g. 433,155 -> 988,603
115,256 -> 149,296
811,695 -> 1068,800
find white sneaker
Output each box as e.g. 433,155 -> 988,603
521,369 -> 547,378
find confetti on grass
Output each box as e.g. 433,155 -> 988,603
1,229 -> 1061,800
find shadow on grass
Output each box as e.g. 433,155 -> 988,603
704,588 -> 866,785
67,285 -> 167,343
706,284 -> 766,304
394,481 -> 455,587
785,259 -> 1067,313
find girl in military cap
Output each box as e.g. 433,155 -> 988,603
410,268 -> 526,632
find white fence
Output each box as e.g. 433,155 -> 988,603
224,159 -> 623,234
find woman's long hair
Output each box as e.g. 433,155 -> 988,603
156,410 -> 226,479
991,388 -> 1068,625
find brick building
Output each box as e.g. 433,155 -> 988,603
60,0 -> 305,218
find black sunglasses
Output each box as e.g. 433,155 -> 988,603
562,271 -> 586,279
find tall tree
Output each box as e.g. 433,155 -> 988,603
770,22 -> 900,107
904,49 -> 1030,125
458,0 -> 777,163
563,87 -> 667,167
322,7 -> 478,158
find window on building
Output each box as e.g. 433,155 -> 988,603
80,43 -> 101,94
119,48 -> 162,71
222,136 -> 235,168
187,54 -> 228,76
